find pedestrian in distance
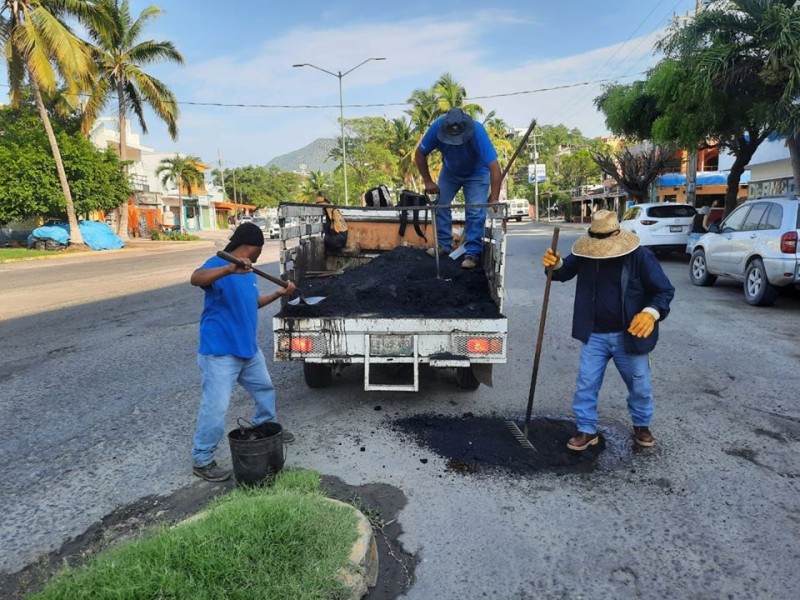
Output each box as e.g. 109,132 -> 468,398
414,107 -> 503,269
686,204 -> 710,254
542,210 -> 675,451
189,222 -> 296,482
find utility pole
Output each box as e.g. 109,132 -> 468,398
217,150 -> 227,201
681,0 -> 704,207
532,129 -> 540,221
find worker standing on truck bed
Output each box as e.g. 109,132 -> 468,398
542,210 -> 675,451
188,222 -> 296,482
415,107 -> 502,269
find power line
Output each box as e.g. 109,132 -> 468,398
0,72 -> 646,111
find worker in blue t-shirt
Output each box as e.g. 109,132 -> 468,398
414,107 -> 502,269
189,222 -> 296,482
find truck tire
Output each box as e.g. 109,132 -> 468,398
455,367 -> 481,390
743,259 -> 778,306
515,216 -> 522,222
303,363 -> 332,388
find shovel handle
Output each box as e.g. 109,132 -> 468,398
216,250 -> 289,290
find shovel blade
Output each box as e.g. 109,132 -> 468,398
449,244 -> 467,260
287,295 -> 326,306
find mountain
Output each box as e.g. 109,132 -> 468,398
266,138 -> 338,173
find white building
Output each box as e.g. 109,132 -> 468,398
745,135 -> 796,199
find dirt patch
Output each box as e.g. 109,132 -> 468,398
1,477 -> 415,600
393,413 -> 635,476
279,246 -> 500,319
322,476 -> 417,599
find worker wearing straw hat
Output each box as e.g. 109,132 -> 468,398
542,210 -> 675,451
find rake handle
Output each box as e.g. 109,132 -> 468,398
216,250 -> 288,289
523,227 -> 560,438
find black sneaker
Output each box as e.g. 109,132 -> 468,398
282,430 -> 296,444
192,461 -> 231,482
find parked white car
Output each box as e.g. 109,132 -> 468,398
689,196 -> 800,306
620,202 -> 697,254
267,221 -> 280,239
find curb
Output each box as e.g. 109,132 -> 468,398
329,499 -> 379,599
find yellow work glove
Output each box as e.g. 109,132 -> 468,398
628,312 -> 656,338
542,248 -> 561,269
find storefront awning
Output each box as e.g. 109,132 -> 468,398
214,202 -> 256,210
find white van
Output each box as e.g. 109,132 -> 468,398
506,198 -> 529,222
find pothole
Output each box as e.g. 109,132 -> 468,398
393,413 -> 635,476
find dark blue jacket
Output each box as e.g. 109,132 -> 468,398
550,247 -> 675,355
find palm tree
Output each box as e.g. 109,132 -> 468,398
156,155 -> 203,232
1,0 -> 96,246
300,170 -> 331,202
405,88 -> 440,133
390,117 -> 419,190
433,72 -> 484,118
83,0 -> 183,240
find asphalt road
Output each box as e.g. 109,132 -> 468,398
1,224 -> 799,598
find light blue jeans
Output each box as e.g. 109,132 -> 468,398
573,332 -> 653,435
435,168 -> 490,259
192,349 -> 277,468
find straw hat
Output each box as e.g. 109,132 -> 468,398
572,210 -> 640,259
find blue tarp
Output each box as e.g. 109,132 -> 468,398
658,171 -> 752,186
28,220 -> 125,251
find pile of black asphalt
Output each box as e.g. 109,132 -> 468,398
278,246 -> 500,319
393,413 -> 610,476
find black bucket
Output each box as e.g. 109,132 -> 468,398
227,420 -> 286,486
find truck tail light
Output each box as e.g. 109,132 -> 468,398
454,335 -> 505,357
639,220 -> 657,226
277,334 -> 326,356
780,231 -> 797,253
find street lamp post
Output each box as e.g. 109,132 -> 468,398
293,58 -> 385,205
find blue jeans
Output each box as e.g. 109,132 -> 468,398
572,332 -> 653,434
435,168 -> 490,259
192,349 -> 277,468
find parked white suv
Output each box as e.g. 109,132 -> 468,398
506,198 -> 529,222
620,202 -> 696,254
689,196 -> 800,306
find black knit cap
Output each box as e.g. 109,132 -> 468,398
224,222 -> 264,252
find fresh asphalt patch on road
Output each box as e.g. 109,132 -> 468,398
393,413 -> 638,476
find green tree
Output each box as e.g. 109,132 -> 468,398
433,72 -> 483,118
557,149 -> 602,194
1,0 -> 97,245
0,105 -> 129,224
82,0 -> 183,240
155,155 -> 203,232
300,170 -> 332,202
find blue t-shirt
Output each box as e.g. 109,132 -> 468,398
197,255 -> 260,359
418,117 -> 498,177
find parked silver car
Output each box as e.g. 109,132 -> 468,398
689,196 -> 800,306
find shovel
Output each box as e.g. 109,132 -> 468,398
216,250 -> 325,306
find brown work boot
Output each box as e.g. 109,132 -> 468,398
567,432 -> 599,451
633,426 -> 655,447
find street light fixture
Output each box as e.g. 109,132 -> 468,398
293,57 -> 386,205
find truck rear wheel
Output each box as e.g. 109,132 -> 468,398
455,367 -> 481,390
303,363 -> 332,388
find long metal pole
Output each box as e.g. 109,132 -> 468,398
338,73 -> 348,206
533,130 -> 540,221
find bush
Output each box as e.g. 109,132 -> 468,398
150,230 -> 200,241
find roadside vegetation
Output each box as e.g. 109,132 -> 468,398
29,470 -> 360,600
0,248 -> 65,262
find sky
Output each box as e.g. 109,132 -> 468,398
7,0 -> 700,169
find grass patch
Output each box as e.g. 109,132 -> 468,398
30,470 -> 359,600
0,248 -> 63,262
150,231 -> 201,241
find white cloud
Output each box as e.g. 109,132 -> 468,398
143,16 -> 667,167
